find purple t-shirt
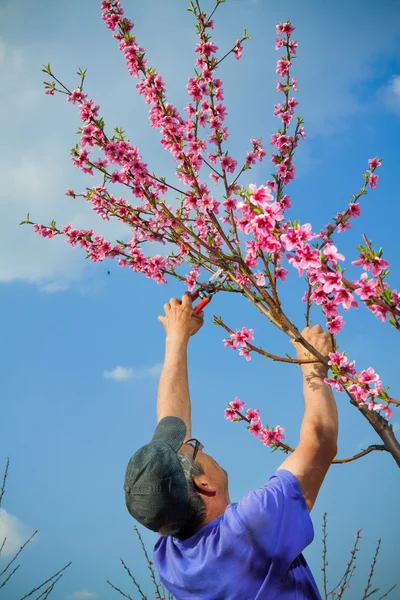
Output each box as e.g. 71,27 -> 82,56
153,469 -> 322,600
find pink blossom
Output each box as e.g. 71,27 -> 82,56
273,425 -> 285,443
348,203 -> 361,218
369,304 -> 387,323
246,408 -> 260,420
311,287 -> 329,305
368,174 -> 379,188
382,406 -> 393,420
323,244 -> 345,264
230,397 -> 245,411
324,377 -> 343,392
234,327 -> 254,346
233,40 -> 243,59
249,419 -> 263,437
276,22 -> 295,35
275,267 -> 288,281
327,316 -> 345,334
223,337 -> 236,350
347,384 -> 368,403
67,89 -> 88,104
281,223 -> 314,251
239,346 -> 252,361
359,367 -> 379,384
333,288 -> 357,311
371,257 -> 389,277
328,352 -> 348,368
195,41 -> 219,57
220,155 -> 237,173
321,271 -> 343,294
224,407 -> 237,422
248,184 -> 273,205
353,273 -> 377,300
323,300 -> 339,319
255,271 -> 266,286
223,197 -> 237,211
368,157 -> 381,170
352,254 -> 371,270
184,266 -> 200,292
276,57 -> 292,77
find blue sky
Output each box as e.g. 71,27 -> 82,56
1,0 -> 400,598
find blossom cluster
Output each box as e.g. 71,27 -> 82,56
223,327 -> 254,361
33,0 -> 398,438
325,352 -> 392,419
224,397 -> 285,447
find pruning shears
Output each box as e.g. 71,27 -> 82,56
191,268 -> 228,315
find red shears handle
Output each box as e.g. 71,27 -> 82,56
191,288 -> 201,301
193,297 -> 211,315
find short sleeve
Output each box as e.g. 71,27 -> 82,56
236,469 -> 314,572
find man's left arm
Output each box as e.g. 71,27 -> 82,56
157,293 -> 204,441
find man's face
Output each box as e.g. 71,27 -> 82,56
180,442 -> 230,502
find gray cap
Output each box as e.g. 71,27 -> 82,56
124,416 -> 189,533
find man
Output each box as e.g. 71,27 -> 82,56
124,292 -> 338,599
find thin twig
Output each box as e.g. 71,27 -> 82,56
120,558 -> 148,599
107,580 -> 135,599
322,513 -> 328,599
0,530 -> 39,578
133,525 -> 163,600
0,565 -> 20,590
0,536 -> 7,557
377,584 -> 397,599
0,458 -> 10,509
34,573 -> 64,600
18,562 -> 72,600
329,529 -> 361,599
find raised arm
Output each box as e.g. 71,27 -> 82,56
278,325 -> 338,512
157,292 -> 204,442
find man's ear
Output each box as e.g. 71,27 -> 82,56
193,474 -> 217,496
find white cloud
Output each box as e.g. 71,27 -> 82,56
104,363 -> 162,382
40,282 -> 69,294
0,39 -> 129,290
67,591 -> 98,600
392,422 -> 400,433
104,366 -> 135,382
0,509 -> 34,557
381,75 -> 400,113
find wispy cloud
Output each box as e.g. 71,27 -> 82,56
40,282 -> 69,294
66,591 -> 98,600
0,509 -> 34,557
392,422 -> 400,433
104,363 -> 162,382
381,75 -> 400,113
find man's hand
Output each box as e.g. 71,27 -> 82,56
291,325 -> 333,378
158,292 -> 204,342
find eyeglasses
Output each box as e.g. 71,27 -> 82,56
184,439 -> 204,462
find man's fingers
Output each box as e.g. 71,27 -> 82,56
170,297 -> 181,306
158,315 -> 166,325
164,303 -> 171,313
182,291 -> 193,307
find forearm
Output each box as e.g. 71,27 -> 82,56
299,368 -> 338,452
157,334 -> 192,440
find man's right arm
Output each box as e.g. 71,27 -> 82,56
278,326 -> 338,512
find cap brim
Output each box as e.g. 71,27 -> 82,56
152,416 -> 187,451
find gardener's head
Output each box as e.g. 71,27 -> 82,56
124,416 -> 230,540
